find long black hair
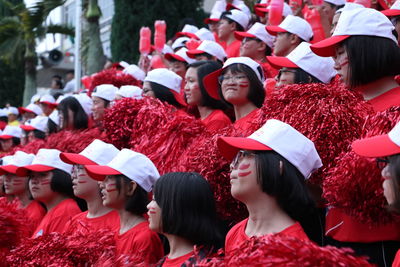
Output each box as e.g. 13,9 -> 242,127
150,82 -> 183,108
58,96 -> 89,130
388,154 -> 400,213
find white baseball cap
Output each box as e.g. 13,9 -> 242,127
203,56 -> 264,99
165,47 -> 196,64
235,22 -> 275,49
336,2 -> 365,14
172,37 -> 190,51
324,0 -> 346,6
204,11 -> 222,24
226,2 -> 252,17
222,9 -> 250,30
311,8 -> 397,57
267,42 -> 336,84
176,24 -> 199,37
0,108 -> 7,117
255,2 -> 293,18
119,61 -> 130,69
60,139 -> 120,166
186,40 -> 227,62
30,94 -> 41,104
177,28 -> 215,42
72,94 -> 93,115
266,15 -> 313,42
117,85 -> 143,99
0,126 -> 22,139
0,151 -> 35,175
85,149 -> 160,192
20,115 -> 48,133
19,103 -> 42,116
39,94 -> 57,106
122,64 -> 146,81
1,155 -> 13,166
49,110 -> 60,126
16,148 -> 73,176
6,107 -> 19,116
92,84 -> 118,102
218,119 -> 322,179
382,0 -> 400,16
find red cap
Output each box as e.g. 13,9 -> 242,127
171,90 -> 188,107
204,17 -> 219,24
175,32 -> 199,40
217,136 -> 272,160
16,165 -> 55,177
20,125 -> 35,132
186,49 -> 206,59
84,165 -> 121,181
381,9 -> 400,16
59,152 -> 97,165
164,53 -> 186,62
310,35 -> 350,57
18,107 -> 33,114
352,134 -> 400,158
40,101 -> 58,108
265,25 -> 288,36
203,68 -> 224,99
234,31 -> 257,41
266,56 -> 298,69
254,6 -> 268,17
0,165 -> 18,175
0,135 -> 13,139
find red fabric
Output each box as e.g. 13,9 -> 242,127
24,200 -> 46,232
325,208 -> 400,242
162,251 -> 194,267
32,199 -> 81,238
0,121 -> 7,131
233,108 -> 260,132
225,40 -> 241,58
368,87 -> 400,112
264,78 -> 277,97
202,110 -> 232,132
259,61 -> 279,79
225,218 -> 309,255
63,210 -> 119,235
115,221 -> 163,264
393,249 -> 400,267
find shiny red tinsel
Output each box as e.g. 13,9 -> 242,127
197,234 -> 373,267
89,69 -> 141,95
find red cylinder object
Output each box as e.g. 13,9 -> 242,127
268,0 -> 284,26
81,75 -> 92,89
154,20 -> 167,52
185,38 -> 202,50
304,8 -> 325,43
150,55 -> 167,69
139,27 -> 152,55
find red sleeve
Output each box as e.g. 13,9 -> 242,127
25,201 -> 46,232
203,110 -> 232,132
225,219 -> 248,255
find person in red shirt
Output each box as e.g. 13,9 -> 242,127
184,61 -> 231,132
217,119 -> 323,254
85,149 -> 163,265
203,57 -> 265,131
1,151 -> 45,233
58,94 -> 93,130
218,10 -> 250,58
15,148 -> 82,238
60,139 -> 120,235
311,7 -> 400,265
147,172 -> 223,267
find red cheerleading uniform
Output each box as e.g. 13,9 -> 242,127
202,110 -> 231,132
233,108 -> 260,131
63,210 -> 119,234
224,40 -> 241,58
25,200 -> 46,232
225,218 -> 309,255
162,251 -> 194,267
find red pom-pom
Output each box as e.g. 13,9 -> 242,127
89,69 -> 141,95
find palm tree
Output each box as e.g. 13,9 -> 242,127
0,0 -> 74,105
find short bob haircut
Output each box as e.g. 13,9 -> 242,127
187,61 -> 227,110
153,172 -> 223,249
342,35 -> 400,89
149,81 -> 183,108
114,174 -> 149,216
58,96 -> 89,130
220,11 -> 245,32
388,154 -> 400,213
218,63 -> 266,108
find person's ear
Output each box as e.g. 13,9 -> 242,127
126,180 -> 137,196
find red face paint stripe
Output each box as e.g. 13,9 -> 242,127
239,163 -> 250,170
40,181 -> 51,185
238,171 -> 252,177
339,60 -> 348,67
78,180 -> 87,183
239,81 -> 249,87
106,188 -> 117,192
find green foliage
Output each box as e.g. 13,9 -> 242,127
111,0 -> 207,64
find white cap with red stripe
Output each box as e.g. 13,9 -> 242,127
186,40 -> 227,62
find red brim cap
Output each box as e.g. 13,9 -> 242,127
18,107 -> 33,114
310,35 -> 350,57
171,90 -> 188,107
204,18 -> 219,24
165,53 -> 186,62
60,152 -> 97,165
266,25 -> 287,36
352,134 -> 400,158
234,31 -> 257,41
266,56 -> 299,69
217,136 -> 273,160
16,165 -> 55,177
176,32 -> 198,39
0,165 -> 18,175
20,125 -> 35,131
202,68 -> 224,100
85,165 -> 121,181
255,7 -> 268,17
186,49 -> 206,59
0,135 -> 13,139
40,101 -> 57,108
254,3 -> 268,8
381,9 -> 400,17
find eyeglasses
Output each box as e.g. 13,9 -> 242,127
376,157 -> 389,170
230,150 -> 256,170
277,68 -> 297,78
242,37 -> 262,44
218,75 -> 248,84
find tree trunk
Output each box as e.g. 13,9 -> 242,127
23,55 -> 37,106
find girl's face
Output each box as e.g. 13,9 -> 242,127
27,131 -> 36,143
99,175 -> 125,209
1,138 -> 13,152
4,173 -> 28,195
229,150 -> 262,202
147,197 -> 162,232
381,164 -> 396,205
184,67 -> 203,106
91,96 -> 107,122
169,61 -> 187,79
333,45 -> 350,86
221,69 -> 251,106
277,68 -> 296,87
29,171 -> 55,203
142,81 -> 155,98
0,175 -> 5,196
72,165 -> 100,199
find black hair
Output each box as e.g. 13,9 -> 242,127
53,92 -> 64,101
52,75 -> 62,81
53,79 -> 63,89
168,58 -> 189,69
115,175 -> 149,216
187,61 -> 227,110
294,68 -> 323,84
255,151 -> 322,244
66,70 -> 74,75
11,137 -> 20,146
58,96 -> 89,130
0,116 -> 7,123
343,35 -> 400,88
218,63 -> 265,108
326,2 -> 345,10
220,11 -> 245,32
149,82 -> 183,108
195,53 -> 225,65
32,129 -> 46,140
154,172 -> 223,249
388,154 -> 400,213
47,119 -> 58,135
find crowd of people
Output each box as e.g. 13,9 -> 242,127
1,0 -> 400,265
